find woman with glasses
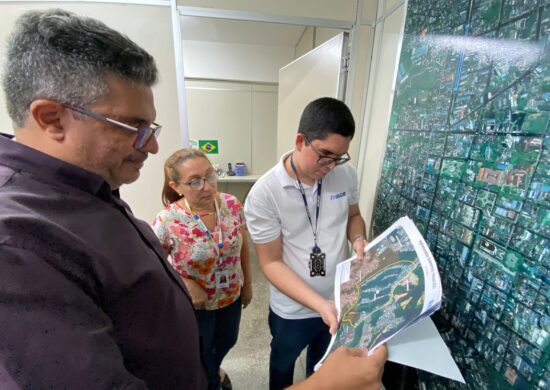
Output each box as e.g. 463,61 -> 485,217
152,148 -> 252,390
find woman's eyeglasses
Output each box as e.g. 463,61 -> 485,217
180,171 -> 218,190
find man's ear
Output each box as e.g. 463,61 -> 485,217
29,100 -> 65,141
295,133 -> 306,151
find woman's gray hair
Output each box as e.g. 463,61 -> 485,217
2,9 -> 158,127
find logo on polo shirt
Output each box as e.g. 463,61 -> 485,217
330,191 -> 346,200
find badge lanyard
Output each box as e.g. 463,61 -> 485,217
184,197 -> 224,261
290,154 -> 322,251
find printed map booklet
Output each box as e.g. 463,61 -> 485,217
316,217 -> 463,382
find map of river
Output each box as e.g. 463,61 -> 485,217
331,225 -> 426,352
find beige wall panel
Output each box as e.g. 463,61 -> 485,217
348,25 -> 375,165
357,4 -> 406,234
182,40 -> 294,83
251,86 -> 278,174
314,27 -> 345,47
294,26 -> 314,59
185,80 -> 253,176
0,2 -> 180,224
361,0 -> 379,24
384,0 -> 405,16
178,0 -> 358,22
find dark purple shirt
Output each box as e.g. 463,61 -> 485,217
0,134 -> 207,389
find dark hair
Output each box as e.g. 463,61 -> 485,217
2,9 -> 158,127
162,148 -> 209,206
297,97 -> 355,141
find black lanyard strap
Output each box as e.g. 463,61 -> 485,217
290,153 -> 322,249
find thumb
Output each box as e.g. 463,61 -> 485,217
345,347 -> 369,358
329,317 -> 338,334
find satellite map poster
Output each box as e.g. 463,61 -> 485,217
372,0 -> 549,388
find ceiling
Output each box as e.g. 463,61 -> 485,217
180,16 -> 306,47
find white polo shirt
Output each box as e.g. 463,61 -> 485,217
244,151 -> 359,319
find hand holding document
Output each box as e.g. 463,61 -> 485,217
316,217 -> 464,383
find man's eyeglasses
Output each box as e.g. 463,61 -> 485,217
304,135 -> 351,166
180,171 -> 218,190
62,103 -> 162,149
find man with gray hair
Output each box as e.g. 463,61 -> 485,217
0,9 -> 387,390
0,9 -> 207,389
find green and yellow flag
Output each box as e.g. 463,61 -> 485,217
198,140 -> 219,154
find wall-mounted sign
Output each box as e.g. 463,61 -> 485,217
198,140 -> 219,154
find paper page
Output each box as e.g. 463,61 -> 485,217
387,318 -> 465,383
316,216 -> 444,373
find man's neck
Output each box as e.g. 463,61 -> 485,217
285,152 -> 315,187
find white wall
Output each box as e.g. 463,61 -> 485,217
251,84 -> 279,174
277,34 -> 347,158
294,26 -> 345,60
182,40 -> 295,83
0,2 -> 180,223
177,0 -> 359,22
185,79 -> 277,175
357,1 -> 406,235
315,27 -> 344,46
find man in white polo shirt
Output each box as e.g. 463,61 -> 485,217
245,97 -> 375,390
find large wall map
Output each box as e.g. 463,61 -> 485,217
372,0 -> 549,388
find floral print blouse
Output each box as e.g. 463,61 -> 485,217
152,193 -> 245,310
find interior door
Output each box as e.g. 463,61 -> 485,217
277,32 -> 350,157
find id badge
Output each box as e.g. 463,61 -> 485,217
215,270 -> 230,288
309,246 -> 326,277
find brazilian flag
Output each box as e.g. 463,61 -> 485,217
198,140 -> 219,154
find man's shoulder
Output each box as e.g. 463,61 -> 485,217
0,196 -> 67,256
247,165 -> 280,197
0,164 -> 16,188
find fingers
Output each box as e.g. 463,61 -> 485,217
341,345 -> 388,365
192,296 -> 207,309
370,344 -> 388,366
344,347 -> 369,358
354,241 -> 366,260
328,317 -> 338,334
195,301 -> 206,310
320,300 -> 339,334
241,289 -> 253,309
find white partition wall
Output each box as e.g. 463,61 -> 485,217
185,79 -> 278,175
357,1 -> 407,234
277,33 -> 349,157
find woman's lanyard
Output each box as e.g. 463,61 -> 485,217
290,154 -> 322,251
184,197 -> 224,260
